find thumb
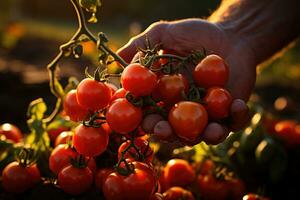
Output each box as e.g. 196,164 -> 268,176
117,22 -> 168,63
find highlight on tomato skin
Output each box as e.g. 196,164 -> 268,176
0,123 -> 23,143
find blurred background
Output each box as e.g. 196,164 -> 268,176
0,0 -> 299,131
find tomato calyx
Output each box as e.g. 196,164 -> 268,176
70,154 -> 90,169
16,148 -> 38,168
82,111 -> 106,128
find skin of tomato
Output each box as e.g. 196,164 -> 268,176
58,165 -> 93,195
197,174 -> 229,200
76,78 -> 112,111
105,82 -> 118,95
121,63 -> 158,97
111,88 -> 127,102
204,87 -> 233,120
54,131 -> 73,147
48,126 -> 70,142
164,159 -> 195,188
163,187 -> 195,200
118,137 -> 154,163
63,90 -> 89,122
274,120 -> 300,146
168,101 -> 208,142
103,162 -> 156,200
0,123 -> 22,143
243,193 -> 269,200
73,124 -> 109,157
157,74 -> 189,105
193,54 -> 229,88
199,159 -> 214,175
229,178 -> 245,200
150,193 -> 164,200
49,144 -> 77,175
2,162 -> 40,193
95,168 -> 114,191
106,98 -> 143,134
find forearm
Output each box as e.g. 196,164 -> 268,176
209,0 -> 300,64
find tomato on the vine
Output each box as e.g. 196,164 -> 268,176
163,187 -> 195,200
73,124 -> 109,157
197,174 -> 229,200
95,168 -> 113,190
106,98 -> 142,134
49,144 -> 77,175
193,54 -> 229,88
169,101 -> 208,142
243,193 -> 270,200
274,120 -> 300,145
54,131 -> 73,147
163,159 -> 195,188
58,164 -> 93,195
2,162 -> 40,193
0,123 -> 22,143
118,137 -> 154,163
63,89 -> 89,122
111,88 -> 127,102
121,63 -> 158,97
156,74 -> 189,105
204,87 -> 232,120
48,126 -> 70,142
103,161 -> 156,200
76,78 -> 112,111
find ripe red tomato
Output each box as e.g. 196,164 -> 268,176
156,74 -> 189,105
168,101 -> 208,142
229,178 -> 245,200
49,144 -> 77,175
193,54 -> 229,88
105,82 -> 118,95
54,131 -> 73,147
121,63 -> 158,97
76,78 -> 112,111
163,187 -> 195,200
118,137 -> 154,163
274,120 -> 300,145
204,87 -> 232,120
111,88 -> 127,102
106,98 -> 142,134
63,90 -> 89,122
95,168 -> 113,191
47,126 -> 69,142
163,159 -> 195,188
73,124 -> 109,157
0,123 -> 22,143
197,174 -> 229,200
243,193 -> 270,200
199,159 -> 214,175
58,164 -> 93,195
103,161 -> 156,200
2,162 -> 40,193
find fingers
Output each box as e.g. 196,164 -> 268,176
201,122 -> 230,145
117,22 -> 168,63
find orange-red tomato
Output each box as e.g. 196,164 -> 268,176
103,161 -> 156,200
54,131 -> 73,147
106,98 -> 142,134
197,174 -> 229,200
169,101 -> 208,142
2,162 -> 40,193
121,63 -> 158,97
156,74 -> 189,105
0,123 -> 22,143
274,120 -> 300,146
163,187 -> 195,200
48,126 -> 70,142
77,78 -> 112,111
204,87 -> 232,120
163,159 -> 195,188
95,168 -> 113,191
111,88 -> 127,102
63,90 -> 89,122
193,54 -> 229,88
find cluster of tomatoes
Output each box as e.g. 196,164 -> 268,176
0,52 -> 240,199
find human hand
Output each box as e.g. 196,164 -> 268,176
117,19 -> 256,145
